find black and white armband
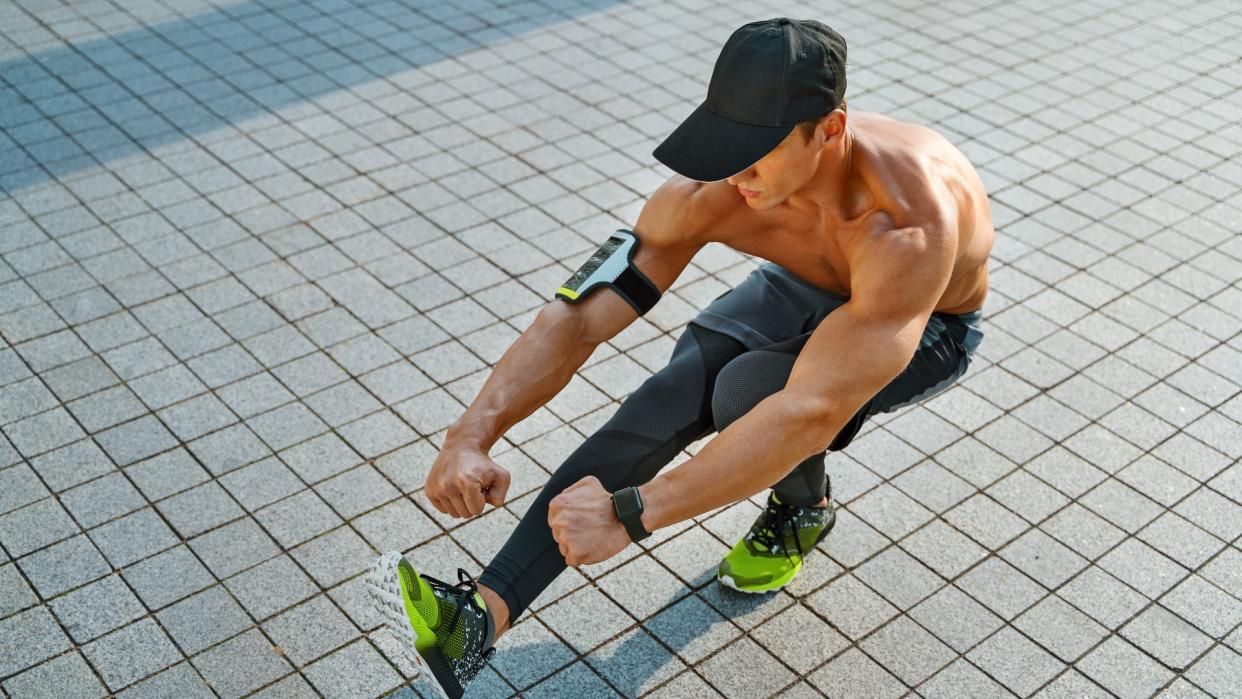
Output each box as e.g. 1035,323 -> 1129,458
553,229 -> 661,316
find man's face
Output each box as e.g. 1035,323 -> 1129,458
724,111 -> 842,210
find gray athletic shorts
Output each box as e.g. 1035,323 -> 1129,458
688,261 -> 984,446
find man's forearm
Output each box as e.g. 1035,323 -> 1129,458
639,391 -> 842,532
445,306 -> 597,453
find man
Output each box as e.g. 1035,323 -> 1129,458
367,17 -> 991,698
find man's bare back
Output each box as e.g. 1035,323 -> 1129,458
674,111 -> 993,316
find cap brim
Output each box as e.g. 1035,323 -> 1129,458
652,102 -> 795,182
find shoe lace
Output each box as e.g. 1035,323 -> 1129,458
750,498 -> 807,564
417,568 -> 496,683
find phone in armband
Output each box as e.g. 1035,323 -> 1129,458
553,229 -> 661,316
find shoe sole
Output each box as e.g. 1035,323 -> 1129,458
717,504 -> 838,594
365,552 -> 452,699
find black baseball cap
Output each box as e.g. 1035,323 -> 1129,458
652,18 -> 847,182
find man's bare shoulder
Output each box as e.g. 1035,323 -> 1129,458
635,175 -> 752,248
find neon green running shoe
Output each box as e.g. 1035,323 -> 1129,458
366,552 -> 497,699
717,491 -> 836,593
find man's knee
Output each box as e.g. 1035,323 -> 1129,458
711,350 -> 796,431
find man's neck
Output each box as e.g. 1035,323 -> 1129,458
786,124 -> 868,223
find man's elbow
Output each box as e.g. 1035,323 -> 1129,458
777,390 -> 846,456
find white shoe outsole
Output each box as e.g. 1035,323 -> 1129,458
365,552 -> 453,699
717,572 -> 790,594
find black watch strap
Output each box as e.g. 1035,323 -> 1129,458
612,486 -> 651,542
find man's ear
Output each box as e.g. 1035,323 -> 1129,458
822,110 -> 845,146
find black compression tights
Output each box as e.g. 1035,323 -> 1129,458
476,323 -> 832,624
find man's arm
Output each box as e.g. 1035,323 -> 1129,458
636,226 -> 957,532
444,177 -> 710,454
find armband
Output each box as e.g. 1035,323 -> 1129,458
554,229 -> 662,316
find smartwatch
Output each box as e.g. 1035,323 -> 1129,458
611,486 -> 652,542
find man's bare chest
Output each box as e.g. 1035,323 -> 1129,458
724,221 -> 858,297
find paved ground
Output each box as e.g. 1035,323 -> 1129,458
1,0 -> 1240,697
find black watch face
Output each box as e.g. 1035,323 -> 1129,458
614,487 -> 641,518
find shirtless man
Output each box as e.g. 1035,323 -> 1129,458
367,18 -> 992,699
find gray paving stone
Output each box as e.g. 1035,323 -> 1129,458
1174,486 -> 1242,542
0,606 -> 71,677
351,497 -> 439,555
641,592 -> 738,665
95,415 -> 178,466
190,628 -> 292,699
313,463 -> 398,519
524,659 -> 619,699
696,577 -> 795,633
289,525 -> 374,588
1159,574 -> 1242,640
1031,669 -> 1113,698
255,489 -> 343,549
303,638 -> 401,698
90,506 -> 180,571
862,614 -> 956,686
540,584 -> 636,655
157,393 -> 236,441
918,658 -> 1014,699
968,627 -> 1066,697
262,594 -> 359,668
900,519 -> 988,579
224,554 -> 319,621
806,573 -> 899,641
123,447 -> 210,501
0,463 -> 48,516
127,364 -> 208,411
245,672 -> 319,699
0,497 -> 80,557
156,481 -> 243,539
808,647 -> 906,699
956,556 -> 1046,621
246,402 -> 329,452
1099,538 -> 1188,600
26,439 -> 114,493
1185,645 -> 1242,699
3,650 -> 107,697
337,409 -> 418,459
1121,603 -> 1213,671
49,574 -> 146,644
62,471 -> 146,529
944,494 -> 1028,551
999,528 -> 1089,589
186,422 -> 272,476
3,406 -> 85,458
218,457 -> 302,513
112,661 -> 213,698
156,585 -> 251,657
485,617 -> 576,691
1014,595 -> 1109,664
121,545 -> 215,611
855,545 -> 944,610
647,525 -> 730,589
699,635 -> 796,698
81,617 -> 183,692
1078,635 -> 1174,699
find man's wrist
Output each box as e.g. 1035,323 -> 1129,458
636,480 -> 665,534
443,422 -> 491,453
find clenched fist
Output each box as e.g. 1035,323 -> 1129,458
425,444 -> 511,518
548,475 -> 631,567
